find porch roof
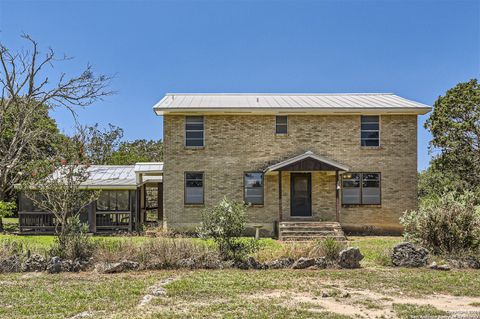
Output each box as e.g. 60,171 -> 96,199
264,151 -> 350,173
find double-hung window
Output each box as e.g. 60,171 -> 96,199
244,172 -> 264,205
275,116 -> 288,134
185,172 -> 204,204
361,116 -> 379,147
342,173 -> 381,205
97,190 -> 130,211
185,116 -> 204,147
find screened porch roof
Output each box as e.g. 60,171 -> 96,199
264,151 -> 350,173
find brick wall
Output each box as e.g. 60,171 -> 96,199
163,114 -> 418,235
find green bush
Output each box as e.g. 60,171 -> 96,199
199,197 -> 259,261
50,215 -> 94,260
310,237 -> 345,261
401,192 -> 480,255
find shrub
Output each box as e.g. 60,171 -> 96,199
310,238 -> 345,261
0,201 -> 16,232
50,215 -> 94,260
401,191 -> 480,255
94,237 -> 222,269
199,197 -> 259,261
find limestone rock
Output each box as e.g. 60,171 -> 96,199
292,257 -> 315,269
338,247 -> 363,269
391,242 -> 429,267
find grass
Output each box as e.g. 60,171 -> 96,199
1,268 -> 479,318
393,303 -> 447,318
1,235 -> 479,318
3,218 -> 18,224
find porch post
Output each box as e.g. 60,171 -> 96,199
278,171 -> 282,222
335,170 -> 340,222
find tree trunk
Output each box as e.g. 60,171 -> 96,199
0,218 -> 4,233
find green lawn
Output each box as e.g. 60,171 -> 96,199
1,235 -> 478,318
2,218 -> 18,224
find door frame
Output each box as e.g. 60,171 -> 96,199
290,172 -> 312,218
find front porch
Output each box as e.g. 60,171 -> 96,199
264,151 -> 349,241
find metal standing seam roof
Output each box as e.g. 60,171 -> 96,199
46,163 -> 164,189
153,93 -> 431,115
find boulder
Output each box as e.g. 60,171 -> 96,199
46,257 -> 63,274
391,242 -> 429,267
267,258 -> 294,269
315,257 -> 328,269
448,256 -> 480,269
292,257 -> 315,269
428,262 -> 450,271
0,254 -> 21,273
95,260 -> 139,274
338,247 -> 363,269
22,254 -> 46,272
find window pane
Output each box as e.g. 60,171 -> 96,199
342,173 -> 361,188
361,116 -> 379,146
97,191 -> 109,210
276,116 -> 288,134
186,116 -> 204,147
116,191 -> 129,211
244,173 -> 263,204
361,131 -> 379,139
186,187 -> 203,204
342,188 -> 361,204
245,188 -> 263,204
186,131 -> 204,139
185,139 -> 204,147
361,139 -> 379,147
185,172 -> 204,204
361,115 -> 379,123
245,173 -> 263,187
362,188 -> 380,204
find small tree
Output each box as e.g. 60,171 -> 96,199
22,161 -> 99,258
401,192 -> 480,255
0,201 -> 16,232
199,197 -> 258,261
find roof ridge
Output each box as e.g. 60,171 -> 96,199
165,93 -> 395,96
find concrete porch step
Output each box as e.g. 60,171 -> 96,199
279,221 -> 346,241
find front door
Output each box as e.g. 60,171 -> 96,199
290,173 -> 312,217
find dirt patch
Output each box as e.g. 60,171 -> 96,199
246,287 -> 480,318
137,277 -> 178,308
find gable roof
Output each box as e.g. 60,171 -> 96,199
265,151 -> 350,173
153,93 -> 431,115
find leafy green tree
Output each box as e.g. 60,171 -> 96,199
76,123 -> 124,164
425,79 -> 480,193
108,139 -> 163,164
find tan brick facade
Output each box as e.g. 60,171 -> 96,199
163,114 -> 418,235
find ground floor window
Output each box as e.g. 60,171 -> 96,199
342,172 -> 380,205
185,172 -> 204,204
97,190 -> 130,211
244,172 -> 264,205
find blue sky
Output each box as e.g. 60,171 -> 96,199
1,0 -> 479,171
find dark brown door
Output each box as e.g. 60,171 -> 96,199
290,173 -> 312,217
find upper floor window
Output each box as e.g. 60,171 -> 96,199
342,173 -> 381,205
276,116 -> 288,134
185,172 -> 204,204
185,116 -> 204,147
361,116 -> 379,147
97,190 -> 130,211
244,172 -> 264,205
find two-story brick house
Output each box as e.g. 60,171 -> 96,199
154,93 -> 431,238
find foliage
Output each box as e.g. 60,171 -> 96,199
310,237 -> 345,261
76,123 -> 124,165
199,197 -> 259,261
21,144 -> 100,257
108,139 -> 164,164
401,191 -> 480,255
417,167 -> 464,203
425,79 -> 480,193
0,201 -> 16,232
0,34 -> 112,201
50,215 -> 94,260
95,237 -> 221,269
